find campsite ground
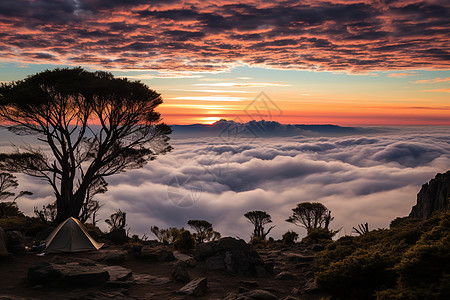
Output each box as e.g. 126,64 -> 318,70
0,242 -> 331,299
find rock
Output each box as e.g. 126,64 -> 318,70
103,229 -> 129,245
28,262 -> 63,286
28,262 -> 110,287
194,237 -> 265,276
410,170 -> 450,219
156,249 -> 176,262
5,231 -> 25,254
275,271 -> 296,280
172,262 -> 190,283
103,265 -> 132,281
0,227 -> 8,256
173,251 -> 197,267
285,253 -> 314,262
245,289 -> 278,299
97,250 -> 128,264
178,277 -> 208,297
140,246 -> 175,262
303,278 -> 318,293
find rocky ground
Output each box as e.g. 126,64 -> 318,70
0,238 -> 331,300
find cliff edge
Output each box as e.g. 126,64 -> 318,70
409,170 -> 450,219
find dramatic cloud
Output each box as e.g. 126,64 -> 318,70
7,126 -> 450,240
0,0 -> 448,72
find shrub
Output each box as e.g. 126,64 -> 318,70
316,210 -> 450,299
302,227 -> 336,244
0,202 -> 24,218
282,230 -> 299,245
173,229 -> 195,253
250,236 -> 272,249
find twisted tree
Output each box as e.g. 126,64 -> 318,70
187,219 -> 221,243
244,210 -> 275,240
286,202 -> 333,229
0,68 -> 172,223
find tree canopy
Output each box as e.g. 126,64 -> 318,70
0,67 -> 172,223
286,202 -> 333,229
244,210 -> 275,240
187,219 -> 221,243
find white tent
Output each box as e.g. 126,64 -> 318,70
44,217 -> 103,253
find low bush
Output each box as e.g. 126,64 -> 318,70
282,230 -> 299,245
302,227 -> 336,244
173,229 -> 196,253
316,210 -> 450,299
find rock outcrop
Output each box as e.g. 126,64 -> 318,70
194,237 -> 266,276
178,277 -> 208,297
409,170 -> 450,219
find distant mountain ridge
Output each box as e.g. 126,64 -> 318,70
171,119 -> 380,138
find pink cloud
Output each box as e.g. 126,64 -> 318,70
415,77 -> 450,83
0,0 -> 448,72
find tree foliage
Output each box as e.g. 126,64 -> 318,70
244,210 -> 275,240
105,209 -> 127,232
187,219 -> 221,243
0,171 -> 32,202
150,226 -> 183,245
286,202 -> 333,229
0,68 -> 172,223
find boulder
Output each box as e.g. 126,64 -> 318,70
140,247 -> 175,262
172,262 -> 190,283
303,278 -> 319,293
103,265 -> 132,281
97,250 -> 128,264
103,229 -> 129,245
178,277 -> 207,297
275,271 -> 296,280
410,170 -> 450,219
0,227 -> 8,256
173,251 -> 197,267
28,262 -> 110,287
5,231 -> 25,254
194,237 -> 265,276
28,262 -> 64,286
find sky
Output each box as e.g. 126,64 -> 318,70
0,0 -> 449,125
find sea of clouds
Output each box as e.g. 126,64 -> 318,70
3,126 -> 450,240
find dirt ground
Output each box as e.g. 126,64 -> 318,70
0,243 -> 331,300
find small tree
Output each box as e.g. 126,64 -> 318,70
105,209 -> 127,232
187,219 -> 221,243
286,202 -> 333,229
244,210 -> 275,240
